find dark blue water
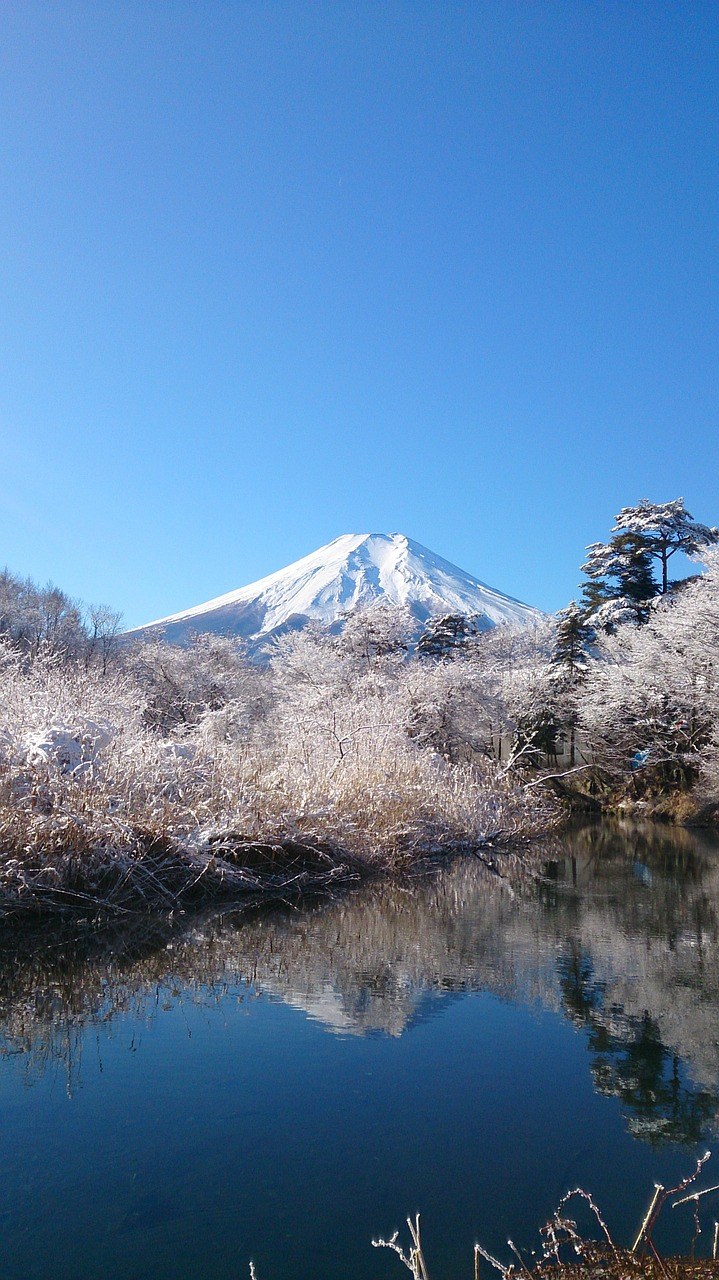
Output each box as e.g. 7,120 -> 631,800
1,821 -> 718,1279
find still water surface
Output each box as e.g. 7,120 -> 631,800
1,821 -> 719,1279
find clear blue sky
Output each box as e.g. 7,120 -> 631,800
2,1 -> 717,626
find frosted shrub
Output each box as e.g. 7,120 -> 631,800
223,627 -> 551,859
0,643 -> 205,857
0,625 -> 555,917
580,549 -> 719,794
127,633 -> 268,733
0,646 -> 139,776
24,719 -> 114,778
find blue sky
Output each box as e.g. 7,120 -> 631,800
2,1 -> 717,626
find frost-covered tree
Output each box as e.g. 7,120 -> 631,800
579,499 -> 717,634
550,602 -> 596,764
128,633 -> 264,734
85,604 -> 123,674
581,532 -> 658,628
403,645 -> 502,761
580,549 -> 719,793
269,625 -> 359,763
338,600 -> 412,669
551,602 -> 595,681
463,620 -> 561,768
0,569 -> 125,668
0,570 -> 86,657
417,613 -> 479,659
614,498 -> 718,595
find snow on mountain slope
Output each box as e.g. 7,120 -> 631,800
129,533 -> 543,649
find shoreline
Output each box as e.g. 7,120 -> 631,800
0,826 -> 531,927
545,770 -> 719,831
2,789 -> 716,929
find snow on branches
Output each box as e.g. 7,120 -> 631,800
580,498 -> 718,632
614,498 -> 718,595
580,548 -> 719,789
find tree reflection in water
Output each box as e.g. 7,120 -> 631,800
558,943 -> 717,1145
1,819 -> 718,1146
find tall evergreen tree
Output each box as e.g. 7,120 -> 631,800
581,531 -> 658,627
614,498 -> 719,595
417,613 -> 477,659
551,602 -> 595,680
579,575 -> 613,619
551,602 -> 595,764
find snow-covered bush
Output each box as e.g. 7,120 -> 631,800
127,633 -> 268,734
580,550 -> 719,792
24,719 -> 114,777
0,619 -> 556,917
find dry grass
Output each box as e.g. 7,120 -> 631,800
0,647 -> 556,920
374,1159 -> 719,1280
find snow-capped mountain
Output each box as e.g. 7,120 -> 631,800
130,533 -> 543,649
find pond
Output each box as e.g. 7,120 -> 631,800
1,821 -> 719,1279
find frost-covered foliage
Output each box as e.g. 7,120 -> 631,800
561,502 -> 719,802
127,633 -> 269,734
337,599 -> 413,667
580,498 -> 718,631
581,533 -> 657,629
5,504 -> 719,924
0,567 -> 121,667
580,549 -> 719,798
469,620 -> 567,766
247,623 -> 548,856
0,611 -> 557,917
480,529 -> 719,802
0,571 -> 85,655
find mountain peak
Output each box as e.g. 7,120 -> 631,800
130,532 -> 543,650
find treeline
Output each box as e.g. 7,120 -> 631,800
0,583 -> 556,920
0,569 -> 121,671
549,499 -> 719,809
1,493 -> 717,923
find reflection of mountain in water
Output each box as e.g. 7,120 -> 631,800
1,820 -> 719,1145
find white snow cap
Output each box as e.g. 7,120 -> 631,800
131,532 -> 543,647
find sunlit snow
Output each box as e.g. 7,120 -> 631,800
130,532 -> 543,647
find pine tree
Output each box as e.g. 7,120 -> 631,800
581,531 -> 658,627
614,498 -> 718,595
551,602 -> 594,680
579,575 -> 613,619
551,602 -> 595,764
417,614 -> 477,659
